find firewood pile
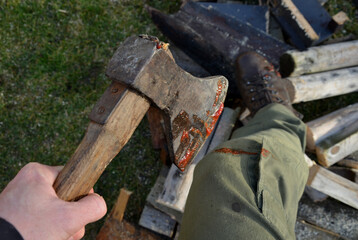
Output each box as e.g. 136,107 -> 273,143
97,0 -> 358,239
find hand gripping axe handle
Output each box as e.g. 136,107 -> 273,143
53,36 -> 228,201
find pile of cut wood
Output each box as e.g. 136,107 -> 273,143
97,0 -> 358,239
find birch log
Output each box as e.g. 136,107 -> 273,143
155,108 -> 238,222
306,103 -> 358,151
316,131 -> 358,167
280,40 -> 358,77
285,67 -> 358,103
305,155 -> 358,209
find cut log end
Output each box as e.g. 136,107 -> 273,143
280,53 -> 296,78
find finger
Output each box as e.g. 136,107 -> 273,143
18,163 -> 64,185
39,165 -> 64,185
70,193 -> 107,226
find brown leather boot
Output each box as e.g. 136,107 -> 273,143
235,51 -> 302,118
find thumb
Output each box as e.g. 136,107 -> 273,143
70,193 -> 107,226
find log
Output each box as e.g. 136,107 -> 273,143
306,155 -> 358,209
285,67 -> 358,104
110,188 -> 133,222
97,188 -> 163,240
152,126 -> 214,222
271,0 -> 336,49
330,11 -> 349,32
306,103 -> 358,152
97,188 -> 162,240
147,2 -> 292,98
316,131 -> 358,167
145,166 -> 183,223
153,108 -> 238,222
304,186 -> 328,202
139,205 -> 177,237
280,40 -> 358,77
271,0 -> 318,49
196,2 -> 270,32
97,219 -> 161,240
329,166 -> 358,183
337,159 -> 358,170
169,43 -> 210,78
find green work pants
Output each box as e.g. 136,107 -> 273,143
180,103 -> 308,240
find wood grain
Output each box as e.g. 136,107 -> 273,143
139,205 -> 177,237
54,87 -> 150,201
306,103 -> 358,152
306,155 -> 358,209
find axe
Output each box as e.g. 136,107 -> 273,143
53,36 -> 228,201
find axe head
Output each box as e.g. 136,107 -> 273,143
106,36 -> 228,171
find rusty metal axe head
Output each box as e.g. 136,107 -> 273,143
106,36 -> 228,171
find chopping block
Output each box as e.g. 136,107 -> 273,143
53,36 -> 228,201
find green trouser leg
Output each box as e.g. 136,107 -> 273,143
180,103 -> 308,240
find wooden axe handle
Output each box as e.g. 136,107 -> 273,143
53,85 -> 150,201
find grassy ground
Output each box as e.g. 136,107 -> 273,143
0,0 -> 181,238
0,0 -> 357,239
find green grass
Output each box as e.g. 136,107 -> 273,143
0,0 -> 181,238
0,0 -> 357,239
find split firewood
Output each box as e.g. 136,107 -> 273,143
139,205 -> 177,238
152,127 -> 214,222
96,188 -> 161,240
271,0 -> 338,49
316,131 -> 358,167
147,1 -> 292,99
285,67 -> 358,103
329,166 -> 358,183
329,11 -> 350,32
280,40 -> 358,77
271,0 -> 318,49
196,2 -> 270,33
305,164 -> 358,202
152,108 -> 238,222
304,186 -> 328,203
306,103 -> 358,151
305,155 -> 358,210
337,159 -> 358,170
140,167 -> 178,236
306,103 -> 358,167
